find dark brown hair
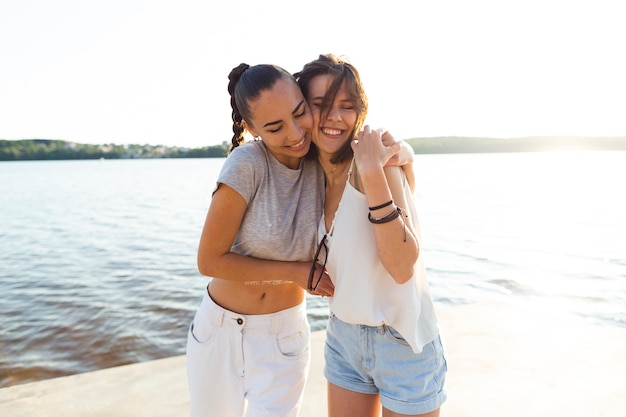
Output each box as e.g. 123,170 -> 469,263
294,54 -> 368,164
227,63 -> 294,152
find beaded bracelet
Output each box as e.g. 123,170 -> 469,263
368,199 -> 393,211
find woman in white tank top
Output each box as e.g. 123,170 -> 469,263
296,54 -> 447,417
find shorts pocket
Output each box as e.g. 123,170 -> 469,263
385,325 -> 410,346
275,327 -> 310,359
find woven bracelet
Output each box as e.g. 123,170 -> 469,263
368,207 -> 401,224
368,207 -> 408,242
368,199 -> 393,211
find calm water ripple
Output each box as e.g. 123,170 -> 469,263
1,152 -> 625,387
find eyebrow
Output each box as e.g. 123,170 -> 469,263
262,100 -> 306,128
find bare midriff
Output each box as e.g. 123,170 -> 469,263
208,278 -> 305,315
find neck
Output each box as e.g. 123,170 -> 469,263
321,158 -> 349,186
318,151 -> 339,175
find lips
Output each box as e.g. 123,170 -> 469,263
289,137 -> 307,150
322,127 -> 342,136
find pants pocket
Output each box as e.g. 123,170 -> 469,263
188,316 -> 216,345
275,326 -> 310,359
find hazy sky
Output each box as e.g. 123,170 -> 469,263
1,0 -> 624,147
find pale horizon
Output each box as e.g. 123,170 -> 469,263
1,0 -> 625,148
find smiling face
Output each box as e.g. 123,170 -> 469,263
244,77 -> 313,169
307,74 -> 358,160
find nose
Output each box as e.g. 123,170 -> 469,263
290,119 -> 305,141
327,105 -> 342,121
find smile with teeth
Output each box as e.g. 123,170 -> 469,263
322,127 -> 342,136
289,138 -> 306,148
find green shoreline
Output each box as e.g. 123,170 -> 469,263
2,136 -> 626,161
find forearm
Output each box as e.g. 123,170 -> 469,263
397,141 -> 416,192
359,165 -> 419,283
402,162 -> 416,193
198,251 -> 312,289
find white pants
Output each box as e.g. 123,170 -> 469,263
186,292 -> 311,417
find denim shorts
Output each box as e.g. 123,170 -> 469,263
324,313 -> 447,415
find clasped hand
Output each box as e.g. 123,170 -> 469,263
351,126 -> 406,172
306,262 -> 334,298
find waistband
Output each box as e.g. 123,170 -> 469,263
198,291 -> 307,334
332,312 -> 388,333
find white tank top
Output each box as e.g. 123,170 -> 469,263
320,162 -> 439,353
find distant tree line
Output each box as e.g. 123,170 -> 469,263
0,139 -> 229,161
2,136 -> 625,162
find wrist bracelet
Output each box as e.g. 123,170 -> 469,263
368,199 -> 393,211
368,206 -> 400,224
368,207 -> 408,242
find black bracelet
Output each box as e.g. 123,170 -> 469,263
368,207 -> 401,224
368,200 -> 393,211
368,207 -> 408,242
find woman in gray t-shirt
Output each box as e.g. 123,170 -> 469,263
186,63 -> 332,417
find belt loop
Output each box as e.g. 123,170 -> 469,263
211,308 -> 224,327
270,315 -> 280,335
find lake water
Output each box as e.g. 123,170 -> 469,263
1,151 -> 624,388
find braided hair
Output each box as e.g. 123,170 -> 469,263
227,63 -> 294,153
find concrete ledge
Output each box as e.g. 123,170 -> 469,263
2,302 -> 625,417
0,354 -> 189,417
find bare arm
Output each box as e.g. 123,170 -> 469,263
197,183 -> 334,295
351,126 -> 419,283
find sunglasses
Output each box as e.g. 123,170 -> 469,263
307,234 -> 328,291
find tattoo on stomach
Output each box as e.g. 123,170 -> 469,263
245,280 -> 291,286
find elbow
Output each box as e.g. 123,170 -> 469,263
387,256 -> 418,284
389,248 -> 419,285
197,254 -> 214,277
391,267 -> 415,285
198,247 -> 231,279
197,261 -> 209,277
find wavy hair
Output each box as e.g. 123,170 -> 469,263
294,54 -> 368,164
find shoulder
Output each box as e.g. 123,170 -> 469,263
223,141 -> 269,175
302,156 -> 322,173
220,141 -> 267,180
228,140 -> 266,163
218,142 -> 269,204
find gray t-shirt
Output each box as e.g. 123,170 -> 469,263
217,141 -> 324,262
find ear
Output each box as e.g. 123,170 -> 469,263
242,120 -> 259,138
